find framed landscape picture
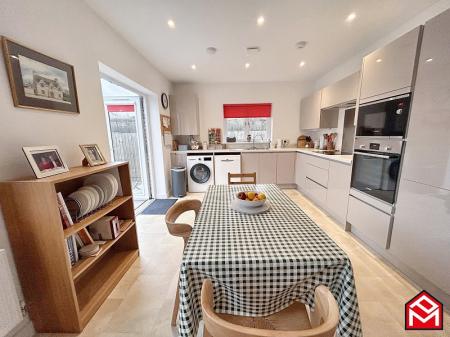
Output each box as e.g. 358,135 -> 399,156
23,146 -> 69,178
2,37 -> 79,113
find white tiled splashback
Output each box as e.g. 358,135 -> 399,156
0,249 -> 22,337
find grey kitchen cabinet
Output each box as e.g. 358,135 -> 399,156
305,178 -> 327,207
389,9 -> 450,307
390,180 -> 450,298
241,152 -> 259,178
359,26 -> 422,102
300,90 -> 322,129
295,153 -> 307,190
347,196 -> 392,249
400,10 -> 450,191
326,161 -> 352,225
276,152 -> 296,185
259,153 -> 277,184
320,71 -> 360,109
170,94 -> 199,135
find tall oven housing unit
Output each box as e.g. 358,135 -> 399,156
347,25 -> 423,251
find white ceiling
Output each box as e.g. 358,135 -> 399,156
85,0 -> 439,83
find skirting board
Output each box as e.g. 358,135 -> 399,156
5,318 -> 34,337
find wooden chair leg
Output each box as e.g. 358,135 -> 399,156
171,283 -> 180,326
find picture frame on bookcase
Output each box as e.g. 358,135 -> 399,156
79,144 -> 107,167
23,145 -> 69,178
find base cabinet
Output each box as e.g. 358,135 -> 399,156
295,153 -> 307,189
305,178 -> 327,207
390,179 -> 450,295
347,196 -> 392,249
259,153 -> 278,184
276,153 -> 296,184
326,161 -> 352,225
241,152 -> 296,185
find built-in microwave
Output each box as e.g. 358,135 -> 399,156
356,94 -> 411,138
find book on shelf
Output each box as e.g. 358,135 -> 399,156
56,192 -> 94,246
57,192 -> 73,229
66,235 -> 78,265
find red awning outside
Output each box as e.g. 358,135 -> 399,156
223,103 -> 272,118
106,104 -> 135,112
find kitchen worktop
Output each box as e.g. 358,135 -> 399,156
171,148 -> 353,165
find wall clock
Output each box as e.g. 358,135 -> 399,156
161,92 -> 169,109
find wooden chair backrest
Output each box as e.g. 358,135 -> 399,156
228,172 -> 257,185
201,279 -> 339,337
164,199 -> 202,239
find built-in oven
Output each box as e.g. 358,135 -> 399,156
351,138 -> 403,205
356,94 -> 411,138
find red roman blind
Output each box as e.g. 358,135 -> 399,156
106,104 -> 135,112
223,103 -> 272,118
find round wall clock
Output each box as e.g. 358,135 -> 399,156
161,93 -> 169,109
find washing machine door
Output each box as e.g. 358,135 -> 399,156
190,163 -> 211,184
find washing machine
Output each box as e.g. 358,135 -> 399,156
187,153 -> 215,192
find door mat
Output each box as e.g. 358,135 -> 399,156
141,199 -> 177,215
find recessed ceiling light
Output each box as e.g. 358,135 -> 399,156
346,12 -> 356,23
191,64 -> 197,70
299,61 -> 306,67
296,41 -> 308,49
425,58 -> 433,63
167,19 -> 176,29
245,62 -> 251,69
376,58 -> 382,63
257,16 -> 265,26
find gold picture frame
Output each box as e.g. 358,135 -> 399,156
79,144 -> 107,166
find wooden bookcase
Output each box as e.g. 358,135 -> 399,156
0,162 -> 139,333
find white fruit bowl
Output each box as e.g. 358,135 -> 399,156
235,192 -> 266,208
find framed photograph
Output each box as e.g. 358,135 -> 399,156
79,144 -> 107,166
2,36 -> 79,113
160,114 -> 171,132
23,146 -> 69,179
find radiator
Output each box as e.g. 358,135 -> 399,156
0,249 -> 22,337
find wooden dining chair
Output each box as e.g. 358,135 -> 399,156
165,198 -> 202,326
228,172 -> 257,185
201,279 -> 339,337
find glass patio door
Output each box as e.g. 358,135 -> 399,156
102,80 -> 152,208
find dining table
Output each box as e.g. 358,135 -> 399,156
178,184 -> 363,337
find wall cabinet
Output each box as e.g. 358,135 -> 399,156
299,90 -> 322,129
320,71 -> 360,109
295,153 -> 307,190
359,26 -> 422,101
326,161 -> 352,225
276,153 -> 296,185
170,94 -> 199,135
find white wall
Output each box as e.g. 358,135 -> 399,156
0,0 -> 172,334
173,81 -> 314,145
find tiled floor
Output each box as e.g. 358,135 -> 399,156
37,189 -> 449,337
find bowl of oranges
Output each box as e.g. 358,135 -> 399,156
235,191 -> 267,208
